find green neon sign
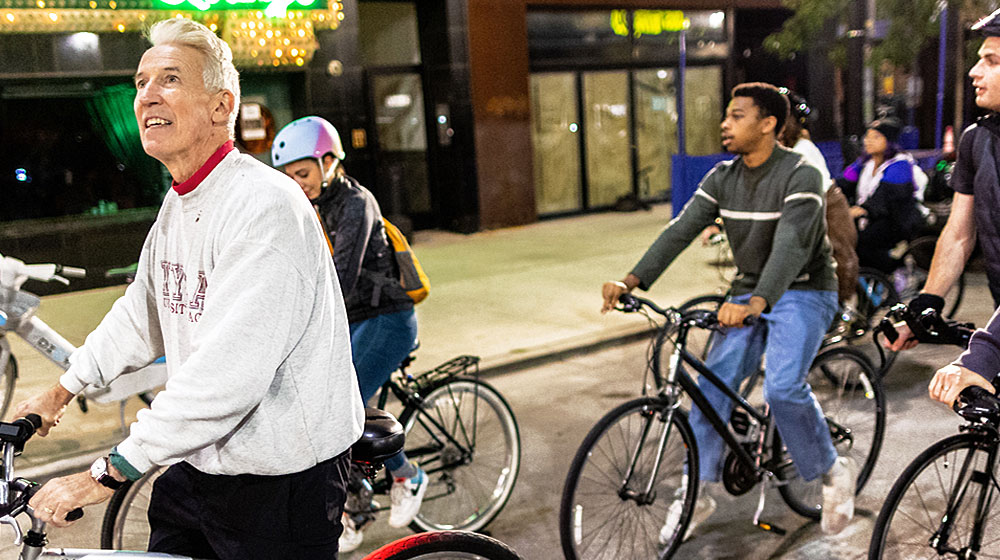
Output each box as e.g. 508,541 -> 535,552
611,9 -> 689,37
152,0 -> 324,16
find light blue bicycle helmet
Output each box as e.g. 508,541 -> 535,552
271,116 -> 346,168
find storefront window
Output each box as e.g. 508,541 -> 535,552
527,10 -> 630,68
583,71 -> 632,208
530,72 -> 582,214
359,1 -> 421,66
635,68 -> 678,201
0,83 -> 166,223
685,66 -> 724,156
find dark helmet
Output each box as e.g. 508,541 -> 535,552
972,8 -> 1000,37
777,87 -> 812,126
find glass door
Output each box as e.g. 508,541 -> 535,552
530,72 -> 582,214
371,72 -> 431,219
582,71 -> 632,208
684,66 -> 724,156
634,68 -> 678,201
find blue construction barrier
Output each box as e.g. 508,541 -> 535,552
669,144 -> 942,217
670,153 -> 734,217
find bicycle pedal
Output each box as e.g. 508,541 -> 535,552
754,521 -> 786,535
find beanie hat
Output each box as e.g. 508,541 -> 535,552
973,8 -> 1000,37
868,117 -> 901,144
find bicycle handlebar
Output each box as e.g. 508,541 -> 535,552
0,255 -> 86,289
617,293 -> 755,328
0,415 -> 84,524
876,303 -> 974,348
953,386 -> 1000,426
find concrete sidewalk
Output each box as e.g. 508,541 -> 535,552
7,203 -> 731,477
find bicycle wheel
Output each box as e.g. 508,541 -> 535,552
366,530 -> 522,560
559,397 -> 698,560
869,432 -> 1000,559
854,268 -> 900,337
777,346 -> 886,519
676,294 -> 725,360
400,377 -> 520,532
100,465 -> 164,550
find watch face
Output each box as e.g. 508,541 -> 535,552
90,457 -> 106,478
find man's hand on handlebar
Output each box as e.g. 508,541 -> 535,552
29,471 -> 115,528
928,364 -> 996,407
601,274 -> 641,314
12,384 -> 74,437
718,296 -> 766,328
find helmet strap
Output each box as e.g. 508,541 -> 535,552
319,157 -> 338,189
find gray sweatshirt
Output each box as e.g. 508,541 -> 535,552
60,149 -> 365,476
632,145 -> 837,306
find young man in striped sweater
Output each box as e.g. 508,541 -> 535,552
602,82 -> 854,538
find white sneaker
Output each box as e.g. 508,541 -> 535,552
821,456 -> 857,535
659,488 -> 716,545
388,466 -> 428,528
339,513 -> 364,553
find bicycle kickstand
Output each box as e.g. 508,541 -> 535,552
752,475 -> 787,536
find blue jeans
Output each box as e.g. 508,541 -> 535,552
688,289 -> 839,483
350,308 -> 418,472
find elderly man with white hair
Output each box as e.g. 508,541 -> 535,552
14,17 -> 365,558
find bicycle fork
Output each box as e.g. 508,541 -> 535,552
931,442 -> 999,558
617,400 -> 678,506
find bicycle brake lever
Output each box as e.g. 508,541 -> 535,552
0,514 -> 23,545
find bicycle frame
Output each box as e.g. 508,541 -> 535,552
366,357 -> 482,497
651,314 -> 772,481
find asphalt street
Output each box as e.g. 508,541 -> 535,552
2,270 -> 993,559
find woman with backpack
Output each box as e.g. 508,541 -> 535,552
837,117 -> 928,274
271,116 -> 424,551
778,89 -> 859,305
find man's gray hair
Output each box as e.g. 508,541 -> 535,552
146,18 -> 241,137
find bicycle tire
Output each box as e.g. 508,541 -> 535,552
869,432 -> 1000,559
777,346 -> 886,519
559,397 -> 698,560
100,465 -> 165,550
364,530 -> 522,560
399,377 -> 520,533
0,354 -> 17,422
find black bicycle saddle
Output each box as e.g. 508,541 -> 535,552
351,408 -> 406,466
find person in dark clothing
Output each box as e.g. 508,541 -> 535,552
836,117 -> 927,274
271,116 -> 425,551
889,8 -> 1000,353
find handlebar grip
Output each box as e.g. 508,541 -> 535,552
65,508 -> 84,522
57,266 -> 86,279
953,385 -> 1000,414
24,414 -> 41,431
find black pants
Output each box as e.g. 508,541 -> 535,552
147,450 -> 351,560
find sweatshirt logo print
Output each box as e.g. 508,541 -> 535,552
161,261 -> 208,322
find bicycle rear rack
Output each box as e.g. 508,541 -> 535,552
406,355 -> 480,390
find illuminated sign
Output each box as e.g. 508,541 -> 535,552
611,9 -> 689,37
152,0 -> 324,17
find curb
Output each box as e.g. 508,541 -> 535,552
21,327 -> 656,482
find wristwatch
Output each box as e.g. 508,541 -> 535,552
90,456 -> 124,490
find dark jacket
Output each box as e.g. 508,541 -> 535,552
313,174 -> 413,324
837,155 -> 925,245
